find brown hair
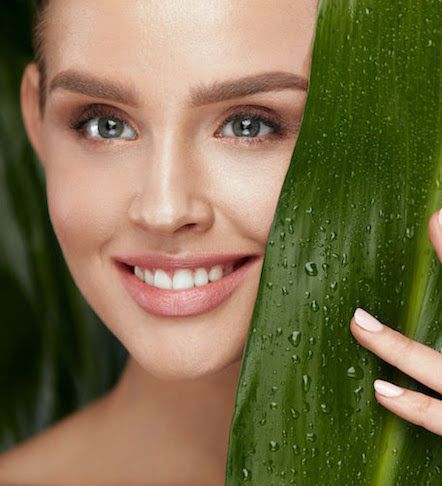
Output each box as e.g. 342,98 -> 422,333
31,0 -> 50,116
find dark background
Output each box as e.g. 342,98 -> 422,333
0,0 -> 127,452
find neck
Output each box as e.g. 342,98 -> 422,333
104,355 -> 242,482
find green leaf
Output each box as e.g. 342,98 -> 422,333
225,1 -> 441,484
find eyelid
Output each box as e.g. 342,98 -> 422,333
220,104 -> 287,127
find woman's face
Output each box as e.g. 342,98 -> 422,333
22,0 -> 317,380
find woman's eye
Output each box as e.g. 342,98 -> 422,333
69,106 -> 137,141
216,111 -> 285,145
82,116 -> 137,140
69,105 -> 290,145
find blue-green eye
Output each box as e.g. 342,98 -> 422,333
85,117 -> 136,139
70,105 -> 137,141
221,115 -> 274,138
215,108 -> 288,145
70,104 -> 291,145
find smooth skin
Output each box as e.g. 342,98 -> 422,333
0,0 -> 441,484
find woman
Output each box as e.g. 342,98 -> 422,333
0,0 -> 440,483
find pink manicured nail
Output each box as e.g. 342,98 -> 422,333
354,308 -> 384,332
374,379 -> 404,397
438,208 -> 442,228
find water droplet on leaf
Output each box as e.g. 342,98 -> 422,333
289,331 -> 302,347
305,262 -> 318,276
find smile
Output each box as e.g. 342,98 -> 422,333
133,257 -> 248,290
115,255 -> 260,317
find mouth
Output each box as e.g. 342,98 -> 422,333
119,255 -> 252,289
115,255 -> 260,317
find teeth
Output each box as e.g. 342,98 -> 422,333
154,269 -> 172,289
172,269 -> 194,290
208,264 -> 223,282
134,266 -> 144,280
194,267 -> 209,286
144,269 -> 154,285
133,260 -> 241,290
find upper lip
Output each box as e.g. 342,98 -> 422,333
114,252 -> 259,271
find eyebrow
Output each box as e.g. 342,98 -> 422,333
190,71 -> 308,106
49,69 -> 308,107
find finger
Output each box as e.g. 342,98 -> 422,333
373,379 -> 442,436
350,308 -> 442,394
428,209 -> 442,262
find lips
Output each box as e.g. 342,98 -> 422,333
114,254 -> 261,317
114,252 -> 255,272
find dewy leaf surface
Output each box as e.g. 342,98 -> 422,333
225,1 -> 441,484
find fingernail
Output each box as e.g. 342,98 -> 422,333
354,308 -> 384,332
438,208 -> 442,228
374,379 -> 404,397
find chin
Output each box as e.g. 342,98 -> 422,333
126,321 -> 247,383
121,277 -> 256,383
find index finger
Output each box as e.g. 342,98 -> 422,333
350,308 -> 442,394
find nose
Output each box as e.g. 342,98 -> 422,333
128,130 -> 214,236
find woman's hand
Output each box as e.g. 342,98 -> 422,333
350,209 -> 442,436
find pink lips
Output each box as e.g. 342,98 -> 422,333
114,252 -> 253,272
114,255 -> 260,317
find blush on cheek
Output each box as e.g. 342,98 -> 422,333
45,172 -> 122,310
45,171 -> 114,267
47,175 -> 86,248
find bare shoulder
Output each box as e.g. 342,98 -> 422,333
0,392 -> 111,484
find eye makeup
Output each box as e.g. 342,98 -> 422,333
66,102 -> 301,146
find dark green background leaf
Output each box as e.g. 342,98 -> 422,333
0,0 -> 127,452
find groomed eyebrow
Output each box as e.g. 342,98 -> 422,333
49,69 -> 308,107
190,71 -> 308,106
49,69 -> 140,106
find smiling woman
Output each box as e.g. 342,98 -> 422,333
1,0 -> 441,484
0,0 -> 316,483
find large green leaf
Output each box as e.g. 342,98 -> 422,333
225,1 -> 441,484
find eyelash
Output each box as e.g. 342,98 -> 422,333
68,104 -> 289,146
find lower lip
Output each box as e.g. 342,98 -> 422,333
116,256 -> 260,317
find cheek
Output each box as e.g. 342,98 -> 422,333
44,160 -> 123,276
216,152 -> 291,242
255,165 -> 288,235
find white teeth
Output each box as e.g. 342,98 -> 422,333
172,269 -> 194,290
208,264 -> 223,282
133,260 -> 240,289
144,269 -> 154,285
134,265 -> 144,280
154,269 -> 172,289
194,267 -> 209,286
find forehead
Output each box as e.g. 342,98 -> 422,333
45,0 -> 317,101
